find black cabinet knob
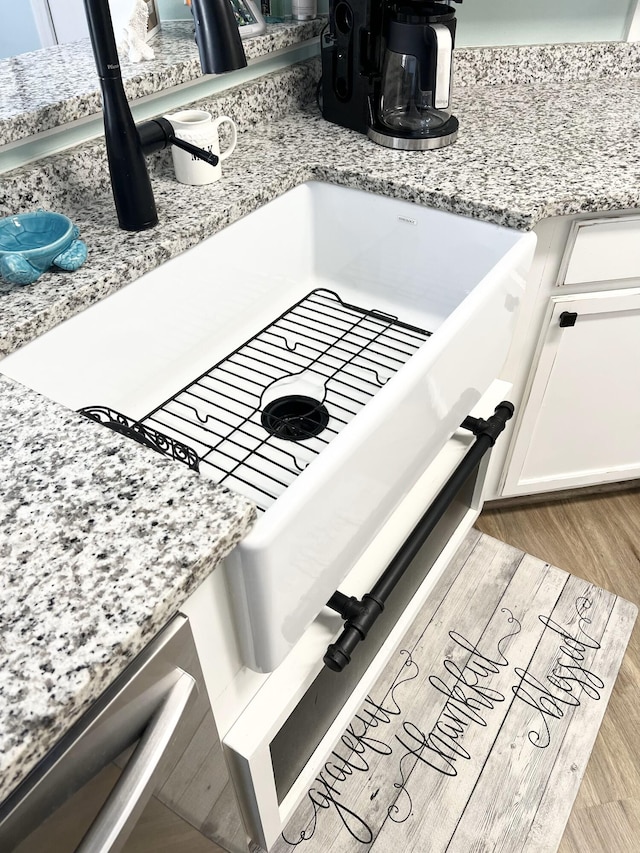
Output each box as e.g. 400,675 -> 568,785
559,311 -> 578,328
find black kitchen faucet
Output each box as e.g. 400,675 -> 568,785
83,0 -> 247,232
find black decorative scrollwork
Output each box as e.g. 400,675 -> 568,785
79,406 -> 200,472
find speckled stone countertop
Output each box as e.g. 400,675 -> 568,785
0,20 -> 324,146
0,376 -> 255,804
3,30 -> 640,147
2,41 -> 640,807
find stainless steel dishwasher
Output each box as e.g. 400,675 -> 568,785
0,615 -> 248,853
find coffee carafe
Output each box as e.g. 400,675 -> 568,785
368,2 -> 459,149
320,0 -> 462,147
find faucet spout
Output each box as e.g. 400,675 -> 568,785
191,0 -> 248,73
83,0 -> 247,232
84,0 -> 156,231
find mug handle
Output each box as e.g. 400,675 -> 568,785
212,116 -> 238,162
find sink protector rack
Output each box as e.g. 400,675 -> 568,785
80,289 -> 430,512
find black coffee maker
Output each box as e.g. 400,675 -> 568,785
321,0 -> 462,149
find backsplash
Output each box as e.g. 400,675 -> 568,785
0,59 -> 320,218
5,33 -> 640,156
455,40 -> 640,86
0,20 -> 324,147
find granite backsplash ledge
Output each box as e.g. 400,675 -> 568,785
454,39 -> 640,86
4,32 -> 640,152
0,20 -> 325,147
0,58 -> 320,217
13,34 -> 639,217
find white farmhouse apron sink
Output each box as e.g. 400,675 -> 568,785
1,182 -> 535,672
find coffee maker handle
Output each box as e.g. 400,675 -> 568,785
430,23 -> 453,110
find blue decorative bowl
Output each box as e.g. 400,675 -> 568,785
0,211 -> 87,286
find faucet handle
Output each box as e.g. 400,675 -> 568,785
170,135 -> 219,167
137,117 -> 219,167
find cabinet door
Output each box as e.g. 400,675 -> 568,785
503,288 -> 640,495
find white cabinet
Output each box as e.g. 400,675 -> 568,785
484,210 -> 640,500
560,216 -> 640,286
502,287 -> 640,496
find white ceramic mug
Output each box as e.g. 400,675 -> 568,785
165,110 -> 238,186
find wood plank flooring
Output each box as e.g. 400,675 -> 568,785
476,486 -> 640,853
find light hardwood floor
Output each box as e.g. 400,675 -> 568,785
476,486 -> 640,853
17,488 -> 640,852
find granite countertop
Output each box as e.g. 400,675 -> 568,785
0,377 -> 255,803
2,40 -> 640,808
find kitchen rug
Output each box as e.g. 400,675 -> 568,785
267,530 -> 637,853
